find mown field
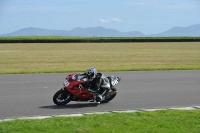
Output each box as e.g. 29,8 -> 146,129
1,42 -> 200,133
0,42 -> 200,74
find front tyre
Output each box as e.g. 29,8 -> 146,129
53,90 -> 73,106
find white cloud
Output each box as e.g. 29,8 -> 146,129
163,3 -> 199,9
129,2 -> 158,6
128,2 -> 200,9
112,18 -> 122,22
1,5 -> 79,13
99,19 -> 110,23
99,18 -> 122,23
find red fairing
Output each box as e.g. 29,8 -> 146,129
64,72 -> 93,99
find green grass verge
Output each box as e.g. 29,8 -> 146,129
1,110 -> 200,133
0,42 -> 200,74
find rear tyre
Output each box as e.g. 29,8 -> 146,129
53,90 -> 73,106
100,87 -> 117,103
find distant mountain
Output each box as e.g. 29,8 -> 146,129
1,26 -> 144,37
150,24 -> 200,36
1,24 -> 200,37
1,27 -> 69,36
69,26 -> 144,37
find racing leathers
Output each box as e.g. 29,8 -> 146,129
93,73 -> 110,92
80,72 -> 111,102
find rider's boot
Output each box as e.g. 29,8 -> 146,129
95,89 -> 108,104
96,94 -> 102,104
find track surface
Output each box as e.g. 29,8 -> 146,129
0,71 -> 200,119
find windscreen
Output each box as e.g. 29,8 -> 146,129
68,73 -> 87,81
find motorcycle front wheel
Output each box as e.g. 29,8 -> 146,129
53,90 -> 73,106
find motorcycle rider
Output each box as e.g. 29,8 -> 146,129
80,67 -> 111,104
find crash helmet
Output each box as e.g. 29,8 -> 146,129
86,67 -> 97,79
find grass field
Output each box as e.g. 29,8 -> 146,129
1,42 -> 200,132
0,42 -> 200,74
1,110 -> 200,133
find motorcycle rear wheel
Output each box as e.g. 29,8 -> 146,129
101,87 -> 117,103
53,90 -> 73,106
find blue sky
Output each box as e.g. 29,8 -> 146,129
0,0 -> 200,35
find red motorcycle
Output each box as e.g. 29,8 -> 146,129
53,72 -> 121,105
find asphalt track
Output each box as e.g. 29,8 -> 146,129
0,71 -> 200,119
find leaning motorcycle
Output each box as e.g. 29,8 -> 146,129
53,72 -> 121,106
